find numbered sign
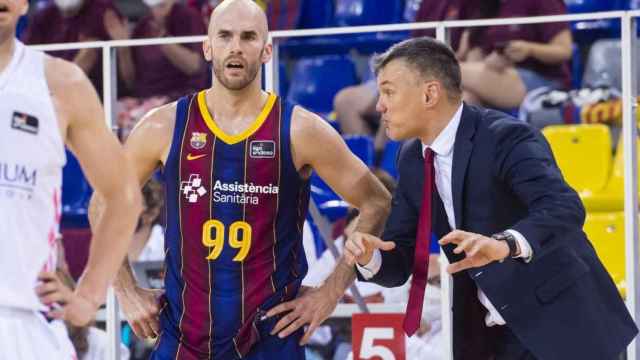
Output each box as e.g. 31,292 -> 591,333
352,313 -> 405,360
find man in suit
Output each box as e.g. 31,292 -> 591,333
343,37 -> 638,359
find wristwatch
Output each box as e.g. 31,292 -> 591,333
491,231 -> 520,258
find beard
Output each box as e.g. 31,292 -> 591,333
212,50 -> 262,91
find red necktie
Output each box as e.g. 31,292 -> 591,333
403,148 -> 435,336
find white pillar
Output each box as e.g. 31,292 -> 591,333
621,12 -> 640,360
103,44 -> 121,360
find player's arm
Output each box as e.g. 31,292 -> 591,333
109,105 -> 174,290
291,106 -> 391,292
88,103 -> 175,338
267,106 -> 391,344
46,57 -> 143,319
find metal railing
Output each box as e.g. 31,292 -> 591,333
30,10 -> 640,360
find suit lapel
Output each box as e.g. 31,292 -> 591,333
452,104 -> 478,229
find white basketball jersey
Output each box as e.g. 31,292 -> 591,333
0,40 -> 66,311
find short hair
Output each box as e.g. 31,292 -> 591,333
372,37 -> 462,99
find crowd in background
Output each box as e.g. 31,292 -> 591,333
17,1 -> 631,359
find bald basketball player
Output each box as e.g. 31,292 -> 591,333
98,0 -> 391,358
0,0 -> 141,358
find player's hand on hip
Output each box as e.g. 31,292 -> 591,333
439,230 -> 509,274
36,270 -> 99,327
115,286 -> 164,339
265,286 -> 339,346
344,231 -> 395,266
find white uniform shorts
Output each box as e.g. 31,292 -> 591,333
0,307 -> 76,359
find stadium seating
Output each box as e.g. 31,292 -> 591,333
61,149 -> 92,227
286,55 -> 358,115
344,134 -> 376,165
281,0 -> 408,57
582,135 -> 640,211
278,62 -> 289,99
565,0 -> 626,44
565,0 -> 619,15
583,211 -> 626,296
581,39 -> 623,89
571,44 -> 584,89
379,140 -> 402,180
544,123 -> 640,211
334,0 -> 404,27
296,0 -> 334,29
402,0 -> 423,23
335,0 -> 408,52
310,135 -> 375,222
542,124 -> 612,196
266,0 -> 303,30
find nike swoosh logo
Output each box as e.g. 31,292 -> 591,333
186,153 -> 207,161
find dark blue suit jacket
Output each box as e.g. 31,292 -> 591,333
363,104 -> 638,359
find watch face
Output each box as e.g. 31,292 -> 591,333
506,236 -> 518,257
493,232 -> 508,241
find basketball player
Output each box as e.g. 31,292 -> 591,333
0,0 -> 142,358
99,0 -> 391,358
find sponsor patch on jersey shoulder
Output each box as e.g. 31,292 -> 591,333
250,140 -> 275,158
11,111 -> 39,135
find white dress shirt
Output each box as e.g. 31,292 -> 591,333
357,103 -> 533,326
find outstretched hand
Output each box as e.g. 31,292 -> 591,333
343,231 -> 395,266
439,230 -> 509,274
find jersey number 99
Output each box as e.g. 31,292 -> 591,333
201,220 -> 252,261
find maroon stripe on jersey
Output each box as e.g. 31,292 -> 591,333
234,98 -> 281,356
289,181 -> 310,281
176,95 -> 214,359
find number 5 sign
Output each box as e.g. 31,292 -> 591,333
352,313 -> 406,360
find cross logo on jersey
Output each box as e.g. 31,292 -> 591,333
180,174 -> 207,203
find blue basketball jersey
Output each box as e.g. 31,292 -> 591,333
153,91 -> 309,359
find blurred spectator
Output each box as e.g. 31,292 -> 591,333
459,0 -> 573,109
113,0 -> 207,141
412,0 -> 482,51
22,0 -> 125,92
265,0 -> 300,30
334,0 -> 481,154
188,0 -> 299,31
115,0 -> 207,100
187,0 -> 223,25
117,96 -> 169,141
129,179 -> 165,262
